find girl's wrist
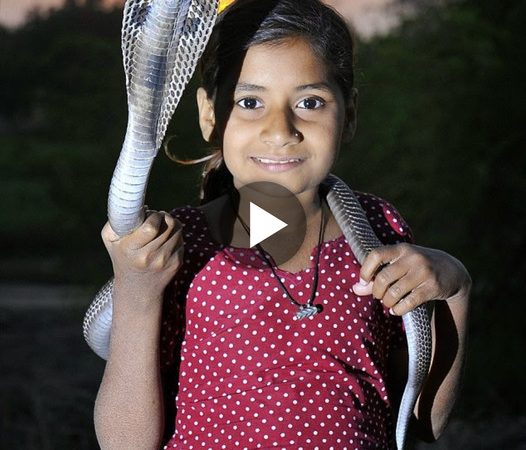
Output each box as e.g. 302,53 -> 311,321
112,278 -> 166,315
437,252 -> 471,304
445,271 -> 472,305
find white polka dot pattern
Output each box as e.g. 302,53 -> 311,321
160,192 -> 414,449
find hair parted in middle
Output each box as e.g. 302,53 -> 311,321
177,0 -> 356,204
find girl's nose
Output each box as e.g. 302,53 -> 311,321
260,108 -> 301,147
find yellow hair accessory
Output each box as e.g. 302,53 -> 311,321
218,0 -> 236,13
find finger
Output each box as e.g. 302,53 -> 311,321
130,212 -> 167,249
152,220 -> 184,262
166,242 -> 185,271
352,278 -> 373,296
389,284 -> 428,316
371,261 -> 409,301
380,269 -> 424,309
101,221 -> 120,245
360,244 -> 408,282
142,213 -> 182,253
145,227 -> 184,273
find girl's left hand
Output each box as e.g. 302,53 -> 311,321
351,243 -> 471,315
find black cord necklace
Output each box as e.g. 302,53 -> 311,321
228,193 -> 326,320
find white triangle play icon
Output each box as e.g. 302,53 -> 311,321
249,202 -> 288,248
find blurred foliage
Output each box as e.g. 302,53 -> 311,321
0,0 -> 524,423
336,0 -> 526,418
0,0 -> 205,283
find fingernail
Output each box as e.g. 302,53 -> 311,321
389,308 -> 395,316
359,277 -> 369,286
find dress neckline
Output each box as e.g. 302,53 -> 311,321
191,206 -> 347,277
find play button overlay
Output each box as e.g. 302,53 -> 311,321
236,181 -> 307,266
249,202 -> 287,248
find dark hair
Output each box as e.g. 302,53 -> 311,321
192,0 -> 355,203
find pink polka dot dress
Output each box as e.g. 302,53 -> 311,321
160,192 -> 414,450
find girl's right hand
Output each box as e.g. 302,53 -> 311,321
101,211 -> 184,305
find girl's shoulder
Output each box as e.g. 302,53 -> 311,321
168,204 -> 215,247
169,195 -> 233,247
169,204 -> 205,229
169,194 -> 230,246
354,191 -> 415,245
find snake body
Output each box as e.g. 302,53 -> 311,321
325,176 -> 433,449
83,0 -> 217,357
82,2 -> 432,449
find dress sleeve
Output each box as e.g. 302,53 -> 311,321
355,192 -> 415,351
159,207 -> 194,442
354,191 -> 414,246
159,207 -> 192,370
160,281 -> 186,370
159,280 -> 186,442
159,205 -> 214,369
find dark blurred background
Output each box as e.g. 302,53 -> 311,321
0,0 -> 525,448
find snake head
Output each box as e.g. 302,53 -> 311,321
121,0 -> 218,146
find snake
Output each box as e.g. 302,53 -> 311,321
82,1 -> 432,449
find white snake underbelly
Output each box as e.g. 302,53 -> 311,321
82,2 -> 432,448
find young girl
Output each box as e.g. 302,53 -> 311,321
94,0 -> 471,449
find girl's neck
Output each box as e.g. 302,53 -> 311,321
198,186 -> 342,272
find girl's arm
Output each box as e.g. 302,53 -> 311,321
94,212 -> 184,450
414,281 -> 470,441
94,285 -> 165,450
354,244 -> 472,441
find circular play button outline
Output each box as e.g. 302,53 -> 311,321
234,181 -> 307,266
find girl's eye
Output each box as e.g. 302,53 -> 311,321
236,97 -> 263,109
297,97 -> 325,110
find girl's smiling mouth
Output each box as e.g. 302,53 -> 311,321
250,156 -> 305,172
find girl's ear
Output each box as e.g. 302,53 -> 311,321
197,87 -> 216,142
343,88 -> 358,143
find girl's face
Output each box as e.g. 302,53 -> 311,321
200,37 -> 355,203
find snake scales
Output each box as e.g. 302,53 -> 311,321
82,1 -> 432,448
